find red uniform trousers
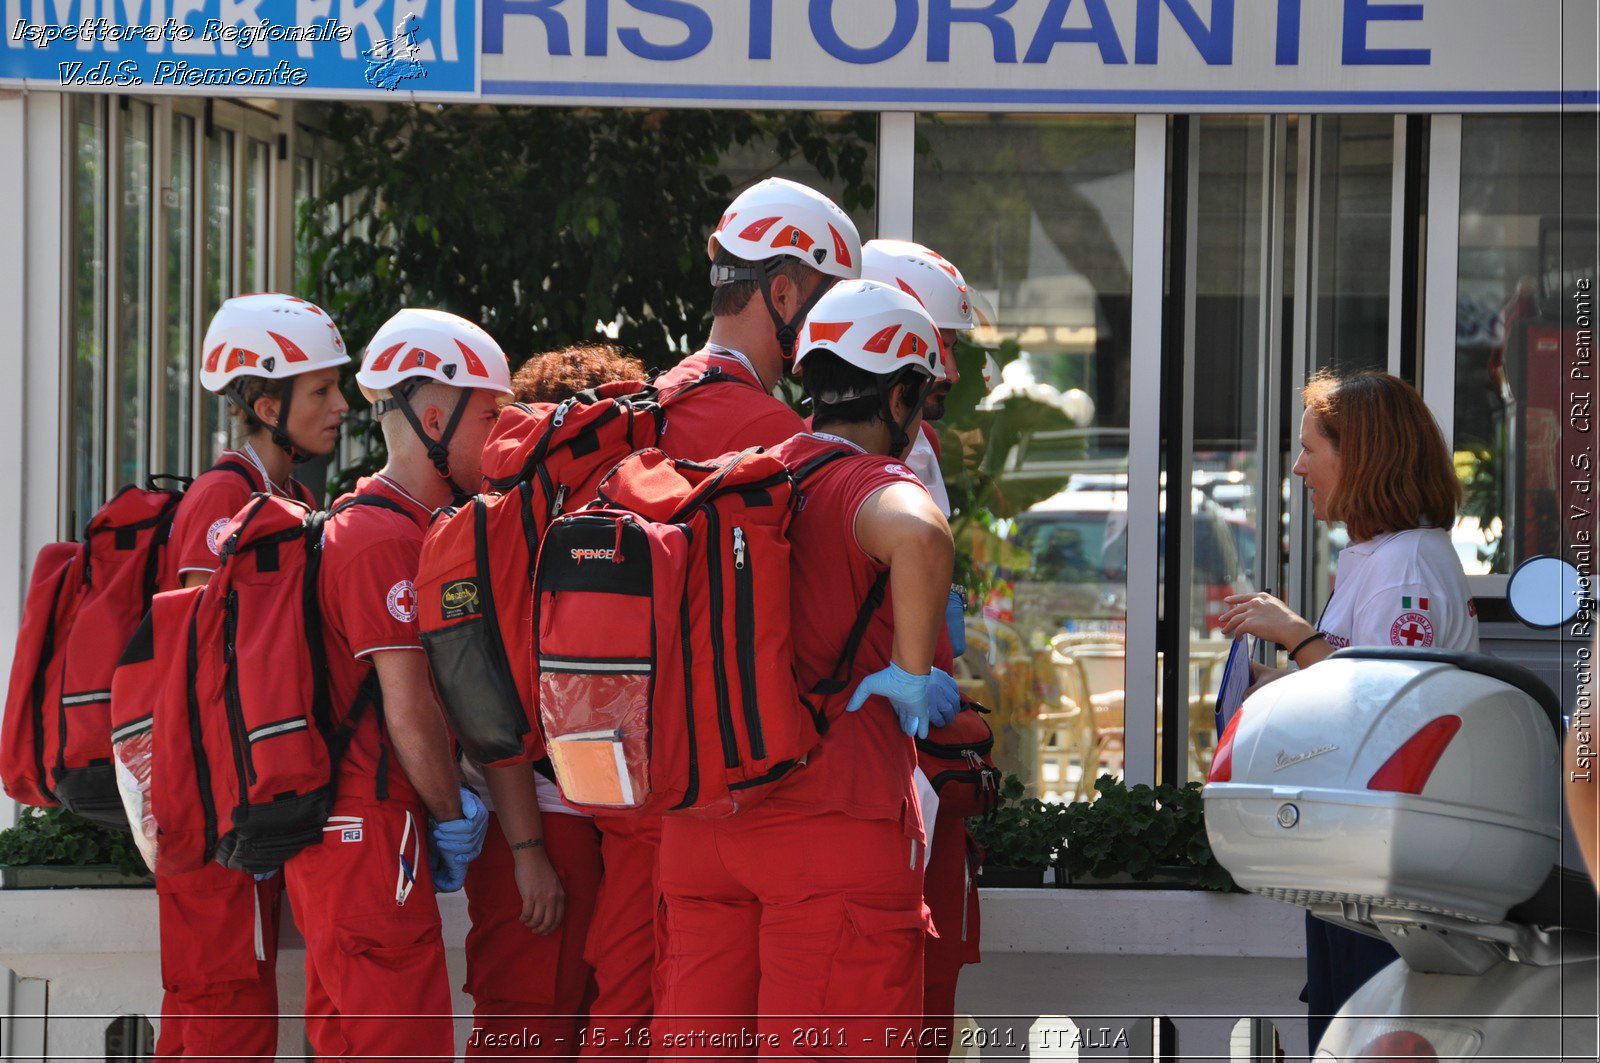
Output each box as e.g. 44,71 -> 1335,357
284,794 -> 455,1063
581,814 -> 662,1057
155,861 -> 283,1060
919,812 -> 981,1062
653,806 -> 927,1062
465,811 -> 604,1058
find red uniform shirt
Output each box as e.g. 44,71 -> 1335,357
655,347 -> 803,458
317,474 -> 432,806
766,432 -> 929,835
168,452 -> 314,584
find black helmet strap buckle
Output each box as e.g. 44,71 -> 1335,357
382,378 -> 473,487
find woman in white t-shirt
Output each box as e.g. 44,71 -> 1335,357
1216,369 -> 1477,1051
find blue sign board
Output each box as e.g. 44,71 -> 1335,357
1,0 -> 479,95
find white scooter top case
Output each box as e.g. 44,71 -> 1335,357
1202,648 -> 1563,926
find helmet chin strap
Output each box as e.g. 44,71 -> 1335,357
757,264 -> 835,362
224,380 -> 318,465
375,379 -> 473,500
877,372 -> 933,458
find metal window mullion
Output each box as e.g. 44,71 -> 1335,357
149,98 -> 170,476
1387,115 -> 1409,378
192,115 -> 209,463
104,98 -> 122,502
1255,116 -> 1288,603
1162,116 -> 1198,785
1288,117 -> 1316,622
1125,113 -> 1169,789
1422,116 -> 1463,446
876,112 -> 915,241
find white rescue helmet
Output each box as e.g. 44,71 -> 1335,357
357,309 -> 512,491
355,308 -> 513,396
708,177 -> 863,281
199,293 -> 349,394
861,240 -> 976,332
794,280 -> 942,384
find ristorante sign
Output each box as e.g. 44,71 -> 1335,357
2,0 -> 1596,109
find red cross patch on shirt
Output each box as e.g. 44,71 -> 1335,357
1390,611 -> 1435,647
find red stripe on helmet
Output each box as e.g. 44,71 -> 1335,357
863,325 -> 899,354
772,225 -> 815,252
224,349 -> 261,372
829,225 -> 853,270
896,331 -> 926,360
267,330 -> 310,363
368,341 -> 407,372
739,216 -> 781,242
895,278 -> 926,307
807,320 -> 851,344
204,343 -> 226,373
454,339 -> 489,378
409,348 -> 443,371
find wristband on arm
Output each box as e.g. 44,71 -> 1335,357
1288,631 -> 1326,663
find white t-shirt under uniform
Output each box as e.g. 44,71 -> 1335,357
1319,528 -> 1479,653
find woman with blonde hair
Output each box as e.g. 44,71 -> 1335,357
1218,368 -> 1478,1049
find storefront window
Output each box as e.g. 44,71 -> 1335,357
114,101 -> 154,487
199,128 -> 235,461
1305,115 -> 1394,619
243,138 -> 271,291
66,96 -> 108,536
914,113 -> 1136,802
162,113 -> 196,475
1452,115 -> 1600,575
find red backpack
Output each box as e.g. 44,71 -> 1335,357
533,446 -> 886,818
1,469 -> 248,828
415,375 -> 730,769
132,492 -> 413,875
917,700 -> 1000,821
109,585 -> 203,873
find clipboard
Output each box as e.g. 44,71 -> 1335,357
1214,636 -> 1254,734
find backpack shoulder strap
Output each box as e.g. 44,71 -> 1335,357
211,459 -> 257,490
329,493 -> 423,527
791,446 -> 858,486
809,569 -> 890,698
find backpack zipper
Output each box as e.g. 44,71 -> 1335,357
701,504 -> 739,769
221,590 -> 257,792
731,527 -> 766,760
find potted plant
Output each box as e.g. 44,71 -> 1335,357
967,775 -> 1069,887
1055,775 -> 1237,891
0,806 -> 154,889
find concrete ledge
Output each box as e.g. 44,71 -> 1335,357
976,887 -> 1305,958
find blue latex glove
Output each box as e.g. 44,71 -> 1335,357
431,845 -> 465,893
430,787 -> 489,871
845,662 -> 932,739
928,668 -> 960,729
252,869 -> 278,882
945,587 -> 967,658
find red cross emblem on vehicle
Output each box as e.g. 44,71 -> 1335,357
1390,611 -> 1434,647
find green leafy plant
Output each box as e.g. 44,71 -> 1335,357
297,103 -> 877,490
966,774 -> 1071,870
1058,775 -> 1236,892
0,806 -> 149,878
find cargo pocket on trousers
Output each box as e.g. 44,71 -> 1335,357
820,897 -> 929,1015
335,917 -> 446,981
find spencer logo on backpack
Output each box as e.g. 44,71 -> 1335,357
1,468 -> 250,829
415,373 -> 735,770
532,446 -> 886,818
121,491 -> 414,876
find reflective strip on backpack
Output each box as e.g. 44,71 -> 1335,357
245,717 -> 310,743
61,690 -> 111,706
110,715 -> 153,743
537,657 -> 652,674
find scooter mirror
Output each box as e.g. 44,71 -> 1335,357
1506,554 -> 1588,628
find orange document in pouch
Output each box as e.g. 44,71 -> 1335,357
548,730 -> 637,807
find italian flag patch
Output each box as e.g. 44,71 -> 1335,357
1402,596 -> 1430,611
